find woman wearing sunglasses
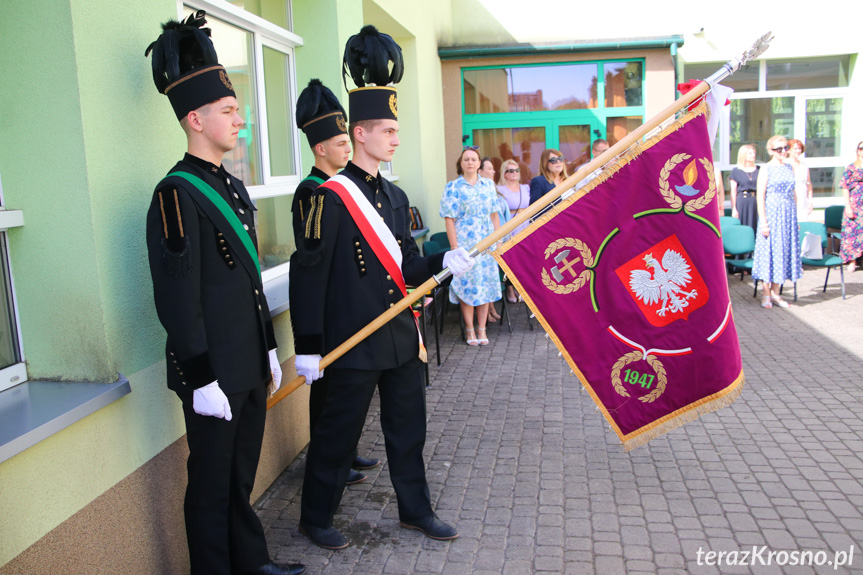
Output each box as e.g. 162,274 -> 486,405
729,144 -> 759,233
440,147 -> 501,345
497,159 -> 530,221
752,135 -> 802,309
839,140 -> 863,273
496,159 -> 531,303
529,149 -> 568,205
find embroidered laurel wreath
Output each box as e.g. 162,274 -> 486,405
541,238 -> 593,294
610,352 -> 668,403
658,155 -> 716,213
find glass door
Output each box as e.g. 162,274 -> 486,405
471,126 -> 547,184
558,123 -> 596,174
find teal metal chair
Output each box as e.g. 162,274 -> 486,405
799,221 -> 846,299
722,224 -> 755,281
430,231 -> 450,250
824,205 -> 844,231
824,205 -> 844,254
420,239 -> 450,361
719,216 -> 741,230
421,240 -> 443,258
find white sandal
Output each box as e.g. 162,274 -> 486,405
770,294 -> 790,308
465,328 -> 479,346
477,327 -> 489,346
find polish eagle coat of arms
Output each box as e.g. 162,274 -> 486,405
615,234 -> 709,328
629,250 -> 696,317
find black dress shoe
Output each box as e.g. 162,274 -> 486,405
399,515 -> 459,540
299,521 -> 349,550
241,562 -> 306,575
346,469 -> 366,485
352,455 -> 380,470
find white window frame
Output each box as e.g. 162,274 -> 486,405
711,58 -> 850,207
181,0 -> 303,284
0,172 -> 27,393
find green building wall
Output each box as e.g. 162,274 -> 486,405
0,0 -> 456,567
0,0 -> 192,564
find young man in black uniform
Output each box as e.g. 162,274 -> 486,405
289,26 -> 474,550
292,79 -> 380,486
144,12 -> 303,575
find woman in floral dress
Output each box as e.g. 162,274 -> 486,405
440,148 -> 501,345
752,135 -> 801,309
840,141 -> 863,272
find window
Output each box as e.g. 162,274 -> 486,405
766,56 -> 850,91
183,0 -> 302,280
464,64 -> 598,113
687,56 -> 852,204
728,97 -> 793,163
462,59 -> 645,182
0,172 -> 26,393
604,61 -> 642,107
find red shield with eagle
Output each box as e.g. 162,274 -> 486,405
615,234 -> 709,327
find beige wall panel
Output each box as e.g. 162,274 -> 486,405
2,437 -> 190,575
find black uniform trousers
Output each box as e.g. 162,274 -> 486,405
308,373 -> 360,467
180,385 -> 270,575
301,357 -> 432,528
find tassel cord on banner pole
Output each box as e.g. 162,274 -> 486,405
268,32 -> 773,407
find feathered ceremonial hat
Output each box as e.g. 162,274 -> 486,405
296,79 -> 348,147
342,25 -> 404,122
145,10 -> 236,120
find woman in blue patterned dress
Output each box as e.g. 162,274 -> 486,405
440,148 -> 501,345
752,135 -> 801,309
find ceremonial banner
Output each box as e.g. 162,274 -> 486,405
492,103 -> 744,450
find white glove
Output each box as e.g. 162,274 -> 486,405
192,381 -> 232,421
443,247 -> 475,276
268,349 -> 282,393
295,354 -> 323,384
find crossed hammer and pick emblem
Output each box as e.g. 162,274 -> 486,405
550,250 -> 581,282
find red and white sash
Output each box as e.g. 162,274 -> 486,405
322,174 -> 427,362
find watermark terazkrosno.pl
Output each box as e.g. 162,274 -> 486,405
696,545 -> 855,569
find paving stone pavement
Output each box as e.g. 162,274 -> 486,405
257,266 -> 863,574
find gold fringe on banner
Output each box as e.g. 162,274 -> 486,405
621,374 -> 744,451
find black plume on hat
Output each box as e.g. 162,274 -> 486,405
342,25 -> 404,90
145,10 -> 218,94
296,79 -> 346,128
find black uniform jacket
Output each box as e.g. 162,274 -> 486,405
289,162 -> 445,370
146,154 -> 276,393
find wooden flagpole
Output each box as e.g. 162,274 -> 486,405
268,32 -> 773,407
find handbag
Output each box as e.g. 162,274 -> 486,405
409,206 -> 424,230
801,231 -> 823,260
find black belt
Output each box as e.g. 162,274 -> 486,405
737,191 -> 755,198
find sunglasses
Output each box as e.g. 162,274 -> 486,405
505,168 -> 520,173
858,146 -> 863,151
462,145 -> 479,151
547,157 -> 564,164
771,145 -> 790,152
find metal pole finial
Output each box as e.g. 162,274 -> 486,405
707,32 -> 774,85
740,32 -> 774,65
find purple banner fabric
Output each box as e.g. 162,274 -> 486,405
493,106 -> 744,450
